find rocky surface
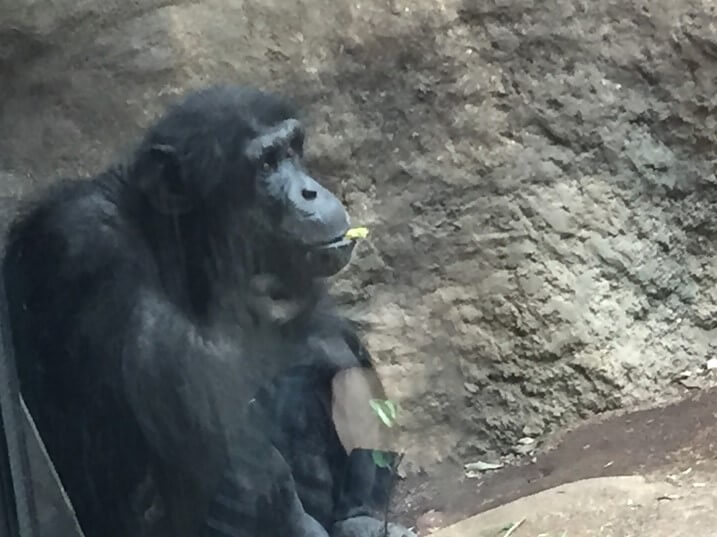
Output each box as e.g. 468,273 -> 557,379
394,385 -> 717,529
431,475 -> 717,537
3,0 -> 717,470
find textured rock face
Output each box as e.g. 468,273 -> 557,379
3,0 -> 717,469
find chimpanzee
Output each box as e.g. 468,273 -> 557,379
1,86 -> 414,537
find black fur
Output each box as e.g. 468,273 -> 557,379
1,86 -> 403,537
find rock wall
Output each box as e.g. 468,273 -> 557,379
2,0 -> 717,470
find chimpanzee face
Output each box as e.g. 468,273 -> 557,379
244,118 -> 355,277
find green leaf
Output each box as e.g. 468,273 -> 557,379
371,450 -> 393,469
369,398 -> 398,428
385,399 -> 398,419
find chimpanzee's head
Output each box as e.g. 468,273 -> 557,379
132,85 -> 356,278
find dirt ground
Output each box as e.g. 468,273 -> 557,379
394,387 -> 717,535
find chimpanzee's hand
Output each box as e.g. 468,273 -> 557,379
293,511 -> 331,537
331,516 -> 416,537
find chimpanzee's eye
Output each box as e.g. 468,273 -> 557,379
262,148 -> 279,171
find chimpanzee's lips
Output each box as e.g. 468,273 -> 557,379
314,227 -> 369,249
304,227 -> 367,277
305,235 -> 355,277
317,235 -> 352,248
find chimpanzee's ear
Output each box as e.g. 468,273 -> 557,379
135,144 -> 194,215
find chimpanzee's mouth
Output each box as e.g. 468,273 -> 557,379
304,236 -> 355,277
302,225 -> 370,276
314,227 -> 368,249
300,234 -> 347,250
317,235 -> 352,248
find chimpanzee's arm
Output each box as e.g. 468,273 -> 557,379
5,208 -> 262,477
87,276 -> 327,537
80,268 -> 291,476
241,324 -> 411,537
204,441 -> 330,537
119,286 -> 250,471
329,334 -> 417,537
